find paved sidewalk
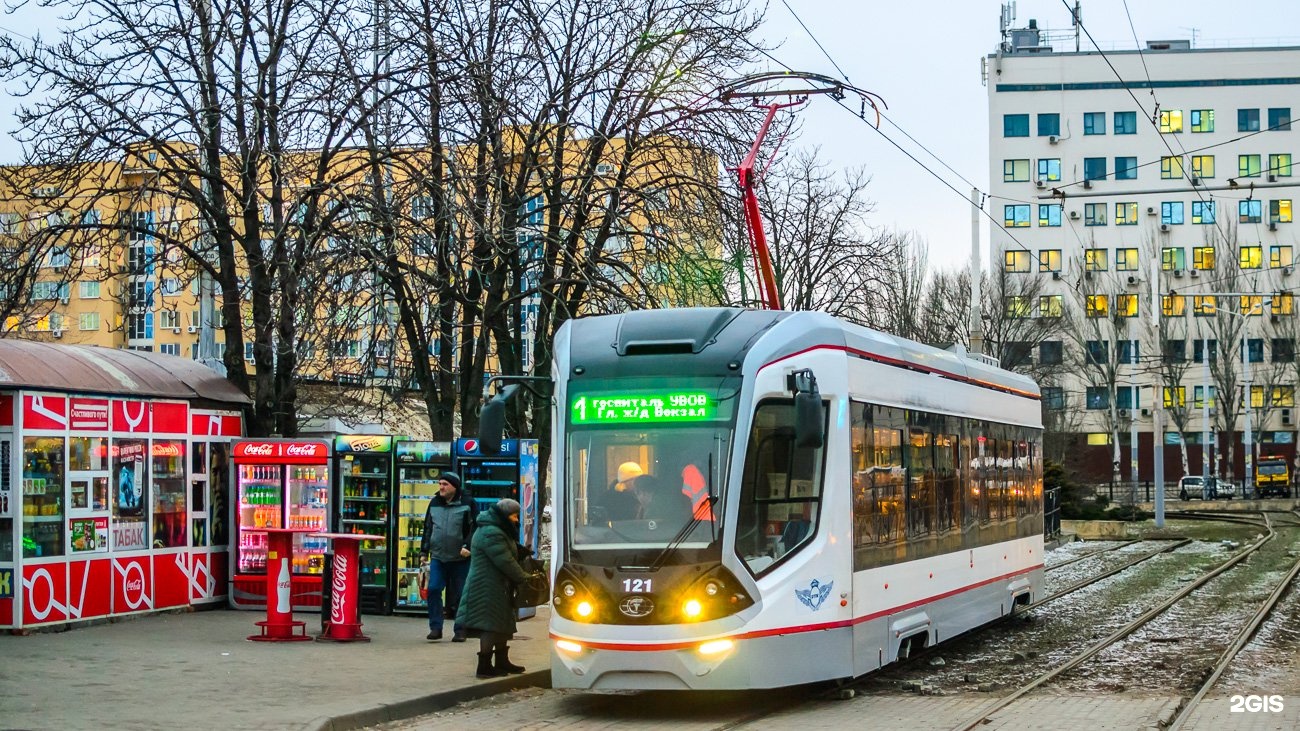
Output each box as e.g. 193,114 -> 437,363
0,606 -> 551,731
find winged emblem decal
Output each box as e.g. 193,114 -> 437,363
795,578 -> 833,611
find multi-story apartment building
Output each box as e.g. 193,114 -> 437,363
0,137 -> 720,395
988,21 -> 1300,486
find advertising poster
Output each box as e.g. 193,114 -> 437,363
113,439 -> 149,550
334,434 -> 393,453
69,517 -> 108,554
519,440 -> 539,551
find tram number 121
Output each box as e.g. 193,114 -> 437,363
622,578 -> 652,593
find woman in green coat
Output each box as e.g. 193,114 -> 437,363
456,498 -> 537,678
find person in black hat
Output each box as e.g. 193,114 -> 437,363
420,471 -> 472,641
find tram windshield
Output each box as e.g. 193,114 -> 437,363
564,380 -> 737,562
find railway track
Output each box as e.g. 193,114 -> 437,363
945,512 -> 1300,731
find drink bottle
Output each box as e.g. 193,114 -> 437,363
276,558 -> 291,613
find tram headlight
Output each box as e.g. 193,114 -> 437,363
562,582 -> 576,597
576,600 -> 594,618
704,581 -> 720,596
556,639 -> 584,654
698,639 -> 734,656
683,598 -> 703,619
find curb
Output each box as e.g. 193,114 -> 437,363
305,670 -> 551,731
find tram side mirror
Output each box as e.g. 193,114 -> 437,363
790,369 -> 824,450
479,385 -> 518,455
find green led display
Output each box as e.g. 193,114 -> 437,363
571,391 -> 716,424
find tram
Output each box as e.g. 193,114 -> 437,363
545,307 -> 1044,690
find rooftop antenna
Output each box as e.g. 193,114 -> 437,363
1000,2 -> 1016,52
1072,2 -> 1082,52
718,72 -> 885,310
1180,26 -> 1200,48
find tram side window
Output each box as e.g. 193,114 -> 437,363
849,402 -> 905,549
908,426 -> 935,538
935,432 -> 960,533
735,400 -> 827,576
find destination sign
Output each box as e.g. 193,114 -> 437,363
570,391 -> 716,425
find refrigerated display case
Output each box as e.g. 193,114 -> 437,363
333,435 -> 394,615
392,441 -> 453,615
229,439 -> 331,611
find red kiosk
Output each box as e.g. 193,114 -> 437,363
313,531 -> 384,642
246,526 -> 318,642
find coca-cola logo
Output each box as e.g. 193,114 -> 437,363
330,553 -> 349,624
285,443 -> 323,457
151,442 -> 183,458
239,443 -> 276,457
125,579 -> 143,592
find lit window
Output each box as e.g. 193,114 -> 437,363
1161,202 -> 1184,225
1004,250 -> 1031,273
1084,112 -> 1106,135
1086,433 -> 1111,446
1240,200 -> 1263,223
1116,294 -> 1138,317
1192,201 -> 1216,224
1115,202 -> 1138,225
1274,387 -> 1296,407
1161,156 -> 1184,179
1193,295 -> 1217,316
1085,248 -> 1108,271
1274,293 -> 1296,316
1039,295 -> 1064,318
1270,200 -> 1293,223
1162,247 -> 1185,270
1239,108 -> 1260,132
1038,204 -> 1061,227
1038,158 -> 1061,181
1114,156 -> 1137,180
1114,111 -> 1137,134
1241,295 -> 1265,315
1038,113 -> 1060,137
1164,386 -> 1187,408
1003,159 -> 1030,182
1240,155 -> 1262,178
1271,245 -> 1294,268
1240,246 -> 1263,269
1004,296 -> 1031,318
1038,249 -> 1062,272
1084,158 -> 1107,181
1086,294 -> 1108,317
1162,295 -> 1186,316
1270,154 -> 1293,177
1250,385 -> 1266,409
1268,107 -> 1291,131
1116,248 -> 1139,271
1160,110 -> 1183,132
1004,205 -> 1030,228
1190,109 -> 1215,133
1004,114 -> 1029,137
1084,203 -> 1107,226
1191,155 -> 1215,178
1193,246 -> 1216,270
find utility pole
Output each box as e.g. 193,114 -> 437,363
969,187 -> 984,355
1150,258 -> 1163,527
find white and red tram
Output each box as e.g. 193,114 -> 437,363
546,308 -> 1043,689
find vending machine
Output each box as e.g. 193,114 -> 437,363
454,438 -> 541,619
332,434 -> 395,615
228,439 -> 331,611
392,441 -> 454,615
453,438 -> 541,550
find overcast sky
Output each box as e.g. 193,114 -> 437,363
760,0 -> 1300,271
0,1 -> 1296,273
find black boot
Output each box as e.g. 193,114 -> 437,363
494,645 -> 526,675
475,651 -> 502,679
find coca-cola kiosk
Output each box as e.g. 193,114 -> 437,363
228,439 -> 332,611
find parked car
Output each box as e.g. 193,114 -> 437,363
1178,475 -> 1234,500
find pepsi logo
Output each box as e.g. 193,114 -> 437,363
463,439 -> 478,453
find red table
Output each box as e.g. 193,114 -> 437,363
312,532 -> 386,642
246,526 -> 318,642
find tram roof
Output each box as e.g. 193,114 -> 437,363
0,340 -> 251,405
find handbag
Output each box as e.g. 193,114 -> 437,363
418,563 -> 429,601
513,553 -> 549,608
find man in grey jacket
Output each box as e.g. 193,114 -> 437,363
420,472 -> 473,641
